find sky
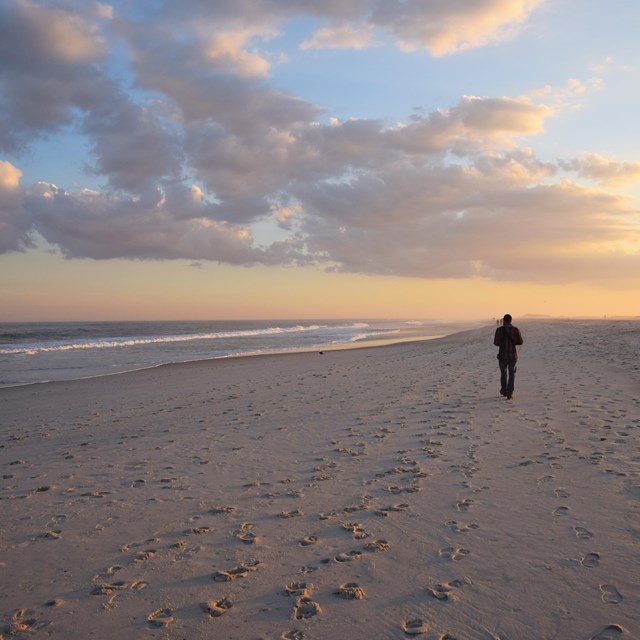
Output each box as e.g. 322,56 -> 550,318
1,0 -> 640,321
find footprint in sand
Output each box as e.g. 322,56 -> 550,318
335,583 -> 365,599
80,489 -> 112,498
439,547 -> 470,561
600,584 -> 623,604
147,608 -> 173,627
341,522 -> 369,539
553,506 -> 570,517
90,581 -> 129,595
5,609 -> 37,635
402,618 -> 429,635
363,539 -> 390,552
201,597 -> 233,617
574,526 -> 593,539
102,565 -> 123,576
428,578 -> 468,602
185,526 -> 211,535
428,583 -> 457,602
343,500 -> 371,514
210,505 -> 237,515
590,624 -> 626,640
32,485 -> 55,494
299,535 -> 318,546
375,503 -> 409,517
37,529 -> 62,540
456,498 -> 474,512
445,520 -> 480,533
281,631 -> 305,640
284,582 -> 312,597
581,552 -> 601,568
234,522 -> 260,545
293,597 -> 321,620
389,484 -> 421,495
44,599 -> 64,608
279,509 -> 304,518
554,488 -> 570,498
213,560 -> 261,582
335,550 -> 362,563
130,549 -> 157,565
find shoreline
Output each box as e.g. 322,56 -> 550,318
1,316 -> 634,392
0,326 -> 476,391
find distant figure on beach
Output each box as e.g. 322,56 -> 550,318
494,314 -> 524,400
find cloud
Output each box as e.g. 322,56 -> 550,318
588,55 -> 635,76
0,1 -> 179,191
297,172 -> 640,283
120,18 -> 320,134
294,0 -> 544,54
180,95 -> 554,215
0,161 -> 32,252
83,95 -> 182,191
21,181 -> 286,264
5,71 -> 638,283
451,95 -> 551,136
2,0 -> 640,287
529,77 -> 602,112
0,0 -> 111,151
371,0 -> 545,55
272,203 -> 303,229
381,96 -> 553,159
559,153 -> 640,187
204,28 -> 276,78
300,24 -> 377,50
1,0 -> 108,64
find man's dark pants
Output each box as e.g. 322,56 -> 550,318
498,357 -> 517,397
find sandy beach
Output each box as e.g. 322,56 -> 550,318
1,320 -> 638,640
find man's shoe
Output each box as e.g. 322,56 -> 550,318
500,390 -> 506,396
507,394 -> 513,400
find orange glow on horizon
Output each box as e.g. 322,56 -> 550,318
2,248 -> 639,322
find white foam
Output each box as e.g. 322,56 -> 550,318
346,329 -> 401,343
0,323 -> 353,356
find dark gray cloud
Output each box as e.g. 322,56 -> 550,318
0,0 -> 110,151
83,95 -> 182,191
21,181 -> 287,264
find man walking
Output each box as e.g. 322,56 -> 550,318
494,314 -> 524,400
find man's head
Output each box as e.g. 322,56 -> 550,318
503,314 -> 513,324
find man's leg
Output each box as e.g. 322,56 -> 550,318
499,359 -> 508,396
507,359 -> 517,399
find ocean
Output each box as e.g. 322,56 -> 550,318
0,319 -> 482,388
